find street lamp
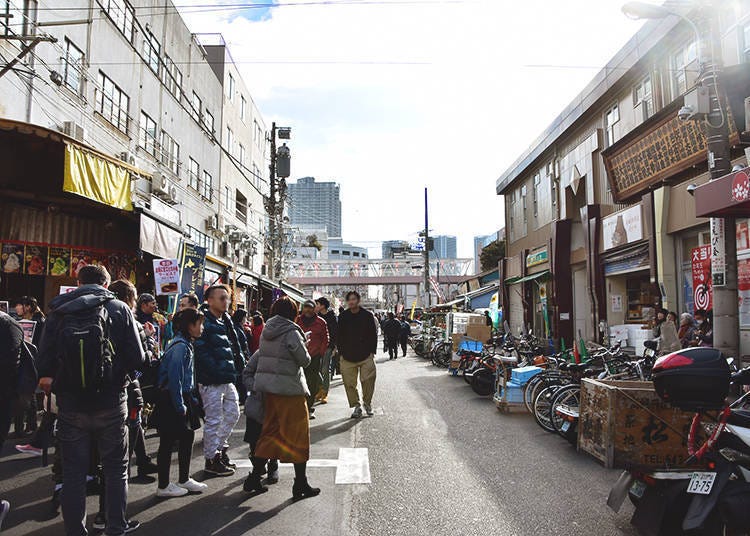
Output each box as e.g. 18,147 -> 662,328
621,2 -> 701,62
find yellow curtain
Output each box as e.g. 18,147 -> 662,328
63,144 -> 133,211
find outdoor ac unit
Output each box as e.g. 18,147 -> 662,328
152,174 -> 170,196
118,151 -> 136,166
61,120 -> 84,141
205,214 -> 225,234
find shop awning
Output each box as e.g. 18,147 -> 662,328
602,244 -> 650,276
513,270 -> 550,284
140,215 -> 183,259
695,166 -> 750,218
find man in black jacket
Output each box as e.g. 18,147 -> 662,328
337,291 -> 378,419
0,311 -> 23,448
382,312 -> 402,360
315,297 -> 337,403
37,265 -> 145,536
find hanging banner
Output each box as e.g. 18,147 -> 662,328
48,247 -> 72,276
739,258 -> 750,328
180,243 -> 207,302
25,245 -> 48,275
711,218 -> 726,287
691,245 -> 713,312
488,292 -> 499,328
63,144 -> 133,211
1,243 -> 24,273
153,258 -> 180,295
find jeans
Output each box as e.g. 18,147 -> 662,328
400,337 -> 408,356
304,356 -> 322,409
57,404 -> 129,536
320,348 -> 334,392
199,384 -> 240,460
340,355 -> 376,408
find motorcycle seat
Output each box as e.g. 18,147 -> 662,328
729,409 -> 750,429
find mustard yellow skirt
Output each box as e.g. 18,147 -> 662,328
255,393 -> 310,463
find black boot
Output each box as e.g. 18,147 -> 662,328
292,478 -> 321,501
243,472 -> 268,495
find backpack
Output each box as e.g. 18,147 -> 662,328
17,340 -> 38,395
57,298 -> 115,394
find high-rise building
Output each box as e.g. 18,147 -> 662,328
431,235 -> 457,259
381,240 -> 410,259
474,232 -> 499,273
287,177 -> 342,238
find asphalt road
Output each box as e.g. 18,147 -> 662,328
0,350 -> 638,535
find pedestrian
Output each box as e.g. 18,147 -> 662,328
399,315 -> 411,358
382,312 -> 401,360
652,308 -> 668,339
678,313 -> 696,349
315,297 -> 337,404
249,313 -> 264,355
658,311 -> 680,353
154,308 -> 208,498
108,280 -> 158,478
232,309 -> 251,361
484,310 -> 493,327
135,294 -> 163,350
242,297 -> 321,501
14,295 -> 46,346
178,293 -> 199,312
337,291 -> 378,419
692,309 -> 714,347
37,265 -> 144,535
12,296 -> 44,437
194,284 -> 244,476
296,300 -> 329,419
0,310 -> 23,450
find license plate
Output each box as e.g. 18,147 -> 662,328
561,421 -> 571,433
630,480 -> 647,499
687,472 -> 717,495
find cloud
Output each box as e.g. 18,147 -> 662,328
181,0 -> 643,257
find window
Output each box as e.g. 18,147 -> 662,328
633,76 -> 653,120
238,143 -> 245,167
353,252 -> 360,257
331,250 -> 340,255
95,71 -> 129,133
162,55 -> 182,100
604,104 -> 619,147
139,111 -> 157,156
203,109 -> 214,136
240,95 -> 246,121
342,251 -> 351,256
143,31 -> 160,75
252,163 -> 261,187
521,185 -> 527,223
226,126 -> 233,155
188,157 -> 199,190
671,41 -> 698,97
235,189 -> 247,222
61,38 -> 85,94
532,173 -> 540,217
160,130 -> 180,175
201,170 -> 212,200
191,91 -> 202,122
227,73 -> 234,101
223,186 -> 231,211
253,120 -> 263,149
188,225 -> 215,253
100,0 -> 135,42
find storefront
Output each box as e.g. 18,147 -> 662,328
524,247 -> 550,339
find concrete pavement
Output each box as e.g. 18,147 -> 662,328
0,350 -> 638,535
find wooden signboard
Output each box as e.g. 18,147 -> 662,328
578,379 -> 696,470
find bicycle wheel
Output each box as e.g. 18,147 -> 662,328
523,374 -> 545,413
471,369 -> 495,396
533,385 -> 560,433
549,384 -> 580,436
526,373 -> 566,414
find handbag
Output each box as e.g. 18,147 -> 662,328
184,392 -> 203,431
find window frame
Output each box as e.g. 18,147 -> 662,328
160,130 -> 180,176
632,75 -> 653,119
604,103 -> 620,147
240,95 -> 246,121
162,55 -> 182,101
191,91 -> 202,123
99,0 -> 135,43
95,71 -> 130,133
62,38 -> 84,95
227,73 -> 235,102
201,170 -> 212,200
143,30 -> 161,75
138,111 -> 157,157
187,157 -> 199,190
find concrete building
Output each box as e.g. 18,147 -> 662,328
381,240 -> 410,259
431,235 -> 457,260
287,176 -> 342,238
328,238 -> 368,261
474,232 -> 501,274
495,8 -> 750,359
0,0 -> 272,310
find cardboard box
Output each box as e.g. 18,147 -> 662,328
578,379 -> 695,470
465,324 -> 491,342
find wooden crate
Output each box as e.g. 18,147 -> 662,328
578,379 -> 694,470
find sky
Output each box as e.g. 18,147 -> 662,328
179,0 -> 645,258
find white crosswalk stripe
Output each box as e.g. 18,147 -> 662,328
232,448 -> 371,484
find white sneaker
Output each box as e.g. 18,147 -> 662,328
351,406 -> 363,419
364,404 -> 374,416
177,478 -> 208,493
156,483 -> 189,498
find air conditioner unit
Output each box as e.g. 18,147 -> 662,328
205,214 -> 225,234
152,174 -> 170,196
61,120 -> 84,141
118,151 -> 136,166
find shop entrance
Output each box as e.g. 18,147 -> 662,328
573,267 -> 588,342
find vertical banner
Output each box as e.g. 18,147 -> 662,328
710,218 -> 726,287
691,245 -> 713,312
25,245 -> 49,275
738,258 -> 750,327
488,292 -> 499,328
152,258 -> 180,295
180,243 -> 207,302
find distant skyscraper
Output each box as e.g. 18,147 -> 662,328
287,177 -> 342,238
430,235 -> 457,259
381,240 -> 409,259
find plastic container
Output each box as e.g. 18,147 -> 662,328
652,347 -> 730,411
502,381 -> 525,404
511,366 -> 542,386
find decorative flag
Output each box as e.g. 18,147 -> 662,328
409,300 -> 417,321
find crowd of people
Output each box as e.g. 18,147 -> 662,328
0,265 -> 383,535
651,307 -> 714,351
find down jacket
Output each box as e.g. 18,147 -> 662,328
194,307 -> 244,386
249,315 -> 311,397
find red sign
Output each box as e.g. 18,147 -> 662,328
691,245 -> 712,312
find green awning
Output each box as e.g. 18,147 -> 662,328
504,276 -> 521,285
510,270 -> 550,284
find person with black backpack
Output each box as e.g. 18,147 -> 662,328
37,265 -> 145,536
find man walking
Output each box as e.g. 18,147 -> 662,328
337,291 -> 377,418
296,300 -> 329,419
399,315 -> 411,358
315,297 -> 337,403
382,313 -> 401,360
194,284 -> 244,476
37,265 -> 144,536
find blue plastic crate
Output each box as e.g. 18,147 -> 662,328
458,339 -> 483,353
511,366 -> 542,386
503,381 -> 525,404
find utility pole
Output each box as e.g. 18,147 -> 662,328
264,123 -> 291,282
266,122 -> 278,281
423,187 -> 431,310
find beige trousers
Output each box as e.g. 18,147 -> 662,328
340,355 -> 376,408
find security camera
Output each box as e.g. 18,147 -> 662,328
678,105 -> 696,122
687,184 -> 698,197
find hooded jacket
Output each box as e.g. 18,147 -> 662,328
37,285 -> 145,412
193,306 -> 244,386
250,315 -> 311,397
295,314 -> 329,358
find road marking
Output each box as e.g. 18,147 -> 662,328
232,448 -> 371,485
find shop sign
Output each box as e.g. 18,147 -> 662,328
611,294 -> 623,313
602,205 -> 643,251
24,245 -> 48,276
48,247 -> 71,277
59,286 -> 77,295
153,258 -> 180,295
738,220 -> 750,252
180,243 -> 207,302
710,218 -> 726,287
739,258 -> 750,328
526,248 -> 548,268
1,244 -> 24,273
691,245 -> 713,312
